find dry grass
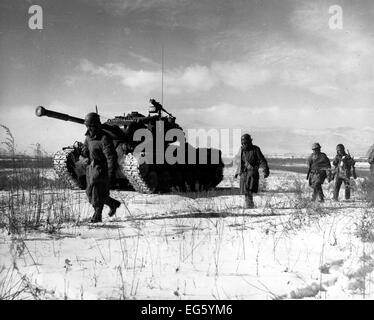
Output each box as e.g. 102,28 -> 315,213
1,126 -> 374,300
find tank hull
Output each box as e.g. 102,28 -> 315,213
53,143 -> 224,193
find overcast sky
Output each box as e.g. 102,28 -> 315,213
1,0 -> 374,156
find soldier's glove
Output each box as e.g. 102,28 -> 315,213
72,141 -> 84,156
234,173 -> 239,179
264,170 -> 270,178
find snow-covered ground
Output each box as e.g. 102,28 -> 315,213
1,168 -> 374,300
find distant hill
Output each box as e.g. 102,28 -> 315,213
243,127 -> 374,158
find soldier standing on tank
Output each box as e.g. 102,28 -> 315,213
332,144 -> 357,201
234,134 -> 270,209
82,113 -> 121,223
306,143 -> 331,202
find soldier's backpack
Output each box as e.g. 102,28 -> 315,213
367,144 -> 374,164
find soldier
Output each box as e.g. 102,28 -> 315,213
306,143 -> 331,202
367,144 -> 374,177
82,112 -> 121,223
234,134 -> 270,209
332,144 -> 357,201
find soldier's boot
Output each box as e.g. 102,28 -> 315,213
90,206 -> 103,223
345,187 -> 351,200
106,197 -> 121,217
333,179 -> 342,201
245,193 -> 255,209
333,189 -> 339,201
311,189 -> 318,201
318,194 -> 325,203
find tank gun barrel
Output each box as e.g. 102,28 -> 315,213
35,106 -> 85,124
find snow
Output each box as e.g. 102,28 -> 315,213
1,168 -> 374,300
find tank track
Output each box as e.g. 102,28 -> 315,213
120,152 -> 224,194
53,148 -> 82,190
120,153 -> 155,194
53,149 -> 224,194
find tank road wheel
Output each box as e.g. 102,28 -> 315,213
146,170 -> 159,193
120,153 -> 158,194
172,170 -> 185,192
159,169 -> 172,193
53,149 -> 84,190
194,180 -> 201,192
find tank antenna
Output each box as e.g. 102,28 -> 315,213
95,105 -> 98,114
161,45 -> 164,106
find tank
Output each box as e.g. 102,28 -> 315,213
35,99 -> 224,193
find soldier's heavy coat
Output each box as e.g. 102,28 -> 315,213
82,130 -> 117,208
235,145 -> 269,194
332,152 -> 355,199
367,144 -> 374,176
307,152 -> 331,188
332,153 -> 355,179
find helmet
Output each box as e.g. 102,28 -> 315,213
312,142 -> 321,150
241,134 -> 252,141
336,144 -> 345,150
84,112 -> 101,126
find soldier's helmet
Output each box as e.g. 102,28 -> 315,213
84,112 -> 101,126
241,134 -> 252,141
311,142 -> 321,150
336,144 -> 345,151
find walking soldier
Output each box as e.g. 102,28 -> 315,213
234,134 -> 270,209
367,144 -> 374,177
306,143 -> 331,202
332,144 -> 357,201
82,112 -> 121,223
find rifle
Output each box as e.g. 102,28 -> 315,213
306,166 -> 311,180
347,149 -> 357,179
327,168 -> 336,182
